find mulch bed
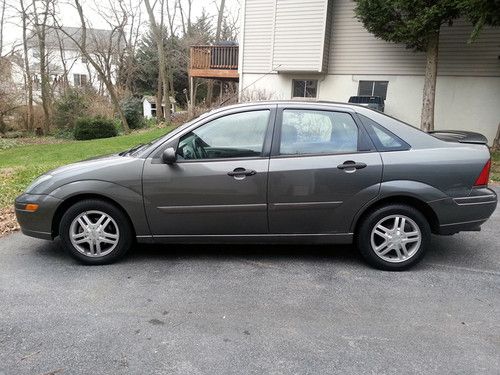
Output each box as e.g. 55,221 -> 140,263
0,206 -> 19,237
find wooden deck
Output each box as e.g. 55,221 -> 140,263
189,45 -> 239,80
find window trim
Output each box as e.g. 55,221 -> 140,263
151,107 -> 277,163
270,107 -> 375,158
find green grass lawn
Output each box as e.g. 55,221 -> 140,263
0,126 -> 174,208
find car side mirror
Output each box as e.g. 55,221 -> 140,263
162,147 -> 177,164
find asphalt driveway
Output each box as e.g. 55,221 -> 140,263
1,190 -> 499,374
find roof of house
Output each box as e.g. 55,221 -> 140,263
28,26 -> 118,53
143,95 -> 177,104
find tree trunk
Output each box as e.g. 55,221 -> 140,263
156,69 -> 164,121
492,122 -> 500,151
144,0 -> 171,123
20,0 -> 34,132
38,36 -> 52,134
420,32 -> 439,132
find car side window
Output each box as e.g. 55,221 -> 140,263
177,110 -> 270,160
358,114 -> 409,151
279,109 -> 358,155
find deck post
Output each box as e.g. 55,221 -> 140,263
189,75 -> 194,118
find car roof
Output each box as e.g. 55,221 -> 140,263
207,100 -> 362,114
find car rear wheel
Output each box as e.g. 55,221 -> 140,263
356,204 -> 430,271
59,199 -> 133,265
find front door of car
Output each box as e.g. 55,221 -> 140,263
142,107 -> 275,236
268,106 -> 383,234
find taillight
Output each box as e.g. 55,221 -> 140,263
474,159 -> 491,186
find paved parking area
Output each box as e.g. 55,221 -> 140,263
1,190 -> 499,374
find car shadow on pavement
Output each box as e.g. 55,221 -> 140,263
31,233 -> 496,272
128,242 -> 362,265
35,237 -> 362,266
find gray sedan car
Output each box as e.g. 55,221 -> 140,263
15,101 -> 497,270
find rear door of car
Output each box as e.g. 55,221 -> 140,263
267,104 -> 383,234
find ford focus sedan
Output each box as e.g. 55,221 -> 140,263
15,101 -> 497,270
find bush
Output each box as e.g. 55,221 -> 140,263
54,89 -> 89,130
74,117 -> 118,140
120,97 -> 144,129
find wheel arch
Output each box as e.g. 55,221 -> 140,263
352,195 -> 440,235
51,193 -> 136,238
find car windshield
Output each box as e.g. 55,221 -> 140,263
120,111 -> 214,157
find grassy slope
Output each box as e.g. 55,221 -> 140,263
0,127 -> 173,208
492,151 -> 500,183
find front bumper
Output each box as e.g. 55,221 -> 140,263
15,193 -> 62,240
429,187 -> 497,235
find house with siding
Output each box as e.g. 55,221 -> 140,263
238,0 -> 500,143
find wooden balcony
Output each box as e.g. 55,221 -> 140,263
189,45 -> 239,80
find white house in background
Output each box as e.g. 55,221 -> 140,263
27,26 -> 117,96
142,95 -> 178,118
239,0 -> 500,144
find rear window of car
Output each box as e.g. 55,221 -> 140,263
358,114 -> 410,151
349,96 -> 382,104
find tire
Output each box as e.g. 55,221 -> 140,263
59,199 -> 133,265
356,204 -> 430,271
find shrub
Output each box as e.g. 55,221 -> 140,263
74,117 -> 118,140
120,97 -> 144,129
54,88 -> 89,130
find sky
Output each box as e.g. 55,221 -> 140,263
2,0 -> 241,55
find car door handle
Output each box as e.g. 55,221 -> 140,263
227,168 -> 257,177
337,161 -> 367,170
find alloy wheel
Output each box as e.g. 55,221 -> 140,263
69,210 -> 120,257
370,214 -> 421,263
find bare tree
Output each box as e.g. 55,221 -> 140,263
56,0 -> 130,132
0,0 -> 6,57
31,0 -> 55,134
178,0 -> 193,37
18,0 -> 34,132
144,0 -> 171,122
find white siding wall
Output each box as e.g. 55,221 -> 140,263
241,0 -> 275,73
272,0 -> 329,72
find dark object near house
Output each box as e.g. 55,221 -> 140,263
348,95 -> 385,112
15,101 -> 496,271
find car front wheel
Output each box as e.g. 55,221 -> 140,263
356,204 -> 430,271
59,199 -> 133,265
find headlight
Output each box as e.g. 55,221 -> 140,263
25,174 -> 53,193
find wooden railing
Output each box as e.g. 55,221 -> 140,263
190,45 -> 239,70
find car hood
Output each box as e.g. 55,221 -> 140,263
49,154 -> 124,176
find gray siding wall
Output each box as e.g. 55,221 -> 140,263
241,0 -> 500,77
329,0 -> 500,76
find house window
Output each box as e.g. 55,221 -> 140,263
292,80 -> 318,98
358,81 -> 388,100
73,74 -> 87,87
82,56 -> 88,64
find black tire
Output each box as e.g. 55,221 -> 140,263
59,199 -> 133,265
356,204 -> 430,271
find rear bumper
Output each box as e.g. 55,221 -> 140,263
429,188 -> 497,235
15,193 -> 62,240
